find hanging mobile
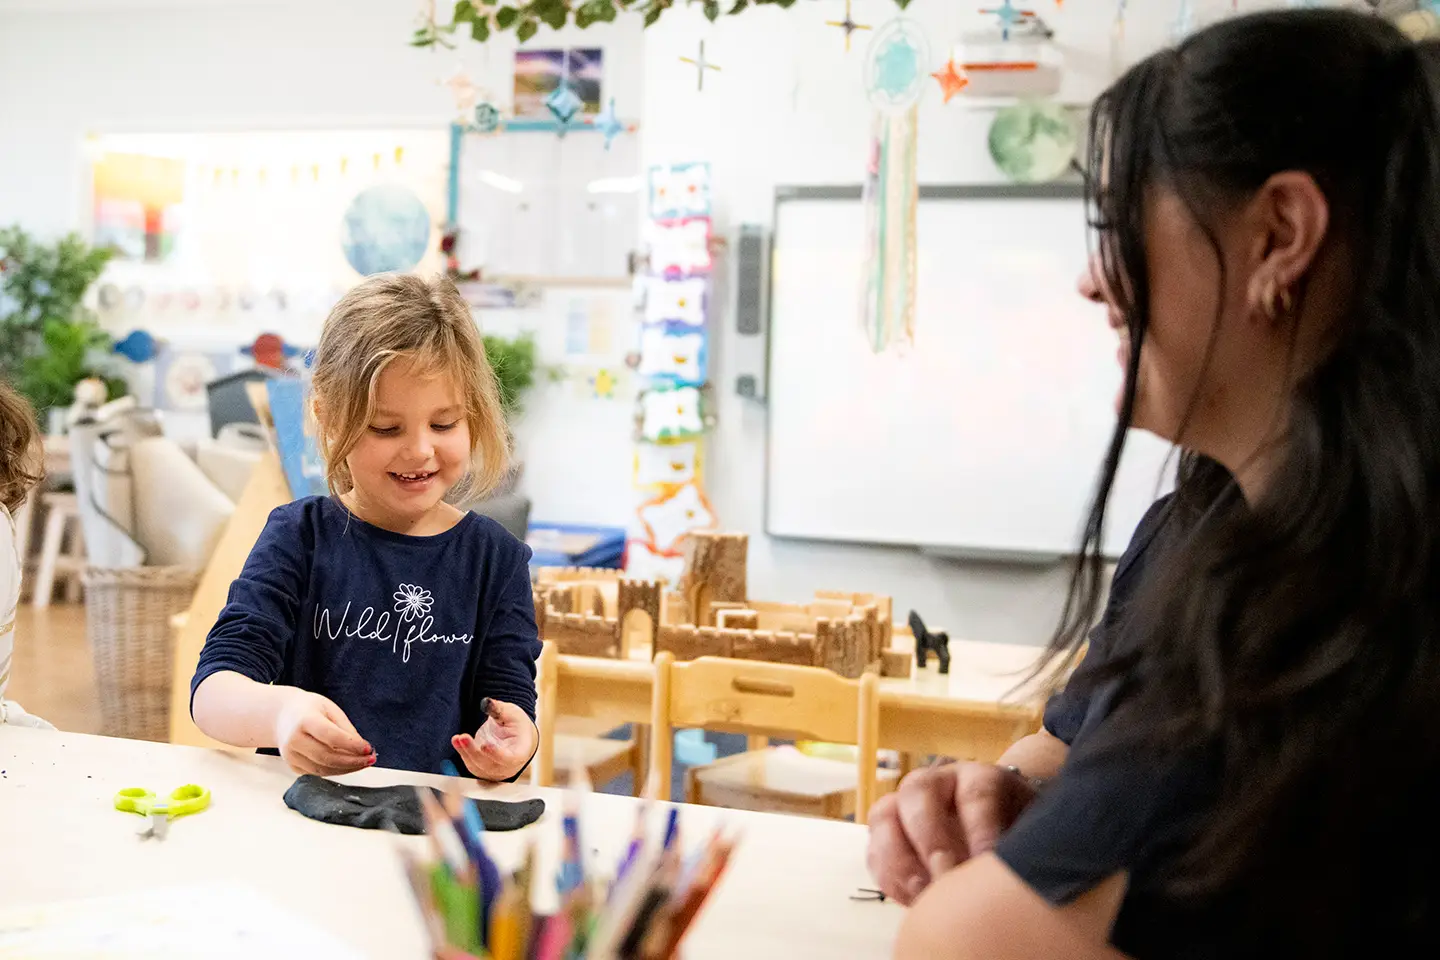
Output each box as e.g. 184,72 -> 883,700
545,49 -> 585,132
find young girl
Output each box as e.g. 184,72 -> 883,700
870,9 -> 1440,958
191,274 -> 540,780
1,381 -> 54,729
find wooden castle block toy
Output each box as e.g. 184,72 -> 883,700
533,531 -> 913,679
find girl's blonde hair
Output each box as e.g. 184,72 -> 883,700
310,273 -> 510,503
0,381 -> 42,515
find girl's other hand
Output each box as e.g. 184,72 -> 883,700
453,698 -> 537,781
273,690 -> 376,776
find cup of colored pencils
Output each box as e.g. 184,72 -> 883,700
397,781 -> 737,960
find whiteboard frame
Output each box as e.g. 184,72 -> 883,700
762,181 -> 1153,564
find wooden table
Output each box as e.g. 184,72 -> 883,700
0,727 -> 901,959
878,639 -> 1046,765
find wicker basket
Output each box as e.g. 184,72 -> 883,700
84,565 -> 199,742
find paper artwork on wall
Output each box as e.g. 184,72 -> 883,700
92,152 -> 186,263
634,439 -> 701,489
648,162 -> 712,221
645,277 -> 707,327
640,385 -> 705,441
625,539 -> 688,585
568,365 -> 628,400
154,351 -> 225,411
637,481 -> 717,553
341,184 -> 432,276
514,48 -> 603,120
638,326 -> 706,385
648,219 -> 713,277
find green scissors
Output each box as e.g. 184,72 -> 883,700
114,784 -> 211,840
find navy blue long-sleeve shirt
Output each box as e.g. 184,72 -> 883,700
191,496 -> 540,776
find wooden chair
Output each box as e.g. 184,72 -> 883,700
534,641 -> 647,794
648,652 -> 893,824
30,491 -> 85,607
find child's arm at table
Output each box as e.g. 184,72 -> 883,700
190,503 -> 374,774
455,554 -> 542,782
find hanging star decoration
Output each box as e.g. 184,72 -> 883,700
546,82 -> 584,127
442,66 -> 479,119
981,0 -> 1036,41
932,58 -> 969,102
826,0 -> 873,52
680,41 -> 722,91
594,97 -> 625,149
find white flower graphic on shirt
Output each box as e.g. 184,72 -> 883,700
392,584 -> 433,622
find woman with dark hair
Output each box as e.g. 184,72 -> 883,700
867,9 -> 1440,958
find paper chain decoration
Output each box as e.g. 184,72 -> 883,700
629,163 -> 720,569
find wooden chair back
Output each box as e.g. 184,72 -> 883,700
533,641 -> 654,788
648,652 -> 881,822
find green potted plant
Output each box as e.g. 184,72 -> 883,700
483,331 -> 542,418
0,226 -> 123,424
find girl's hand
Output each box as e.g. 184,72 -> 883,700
453,698 -> 537,782
273,690 -> 376,776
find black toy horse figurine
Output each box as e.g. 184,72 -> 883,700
907,610 -> 952,675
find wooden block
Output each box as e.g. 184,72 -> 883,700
881,649 -> 914,679
715,608 -> 759,630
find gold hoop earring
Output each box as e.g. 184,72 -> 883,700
1260,279 -> 1279,321
1277,286 -> 1295,317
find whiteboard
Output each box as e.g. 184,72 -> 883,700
764,186 -> 1174,560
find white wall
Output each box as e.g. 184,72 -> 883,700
638,0 -> 1288,645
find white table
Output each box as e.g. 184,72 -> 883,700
0,727 -> 901,958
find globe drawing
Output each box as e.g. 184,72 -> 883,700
341,184 -> 432,276
988,102 -> 1078,184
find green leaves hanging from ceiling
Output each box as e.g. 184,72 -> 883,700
411,0 -> 914,48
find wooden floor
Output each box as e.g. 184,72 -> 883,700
7,603 -> 100,734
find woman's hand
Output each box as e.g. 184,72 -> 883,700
272,690 -> 376,776
867,761 -> 1039,906
453,698 -> 537,782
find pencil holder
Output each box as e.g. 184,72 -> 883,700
402,784 -> 733,960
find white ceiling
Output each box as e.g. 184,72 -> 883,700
0,0 -> 306,11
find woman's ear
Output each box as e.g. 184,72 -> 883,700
1246,171 -> 1329,322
